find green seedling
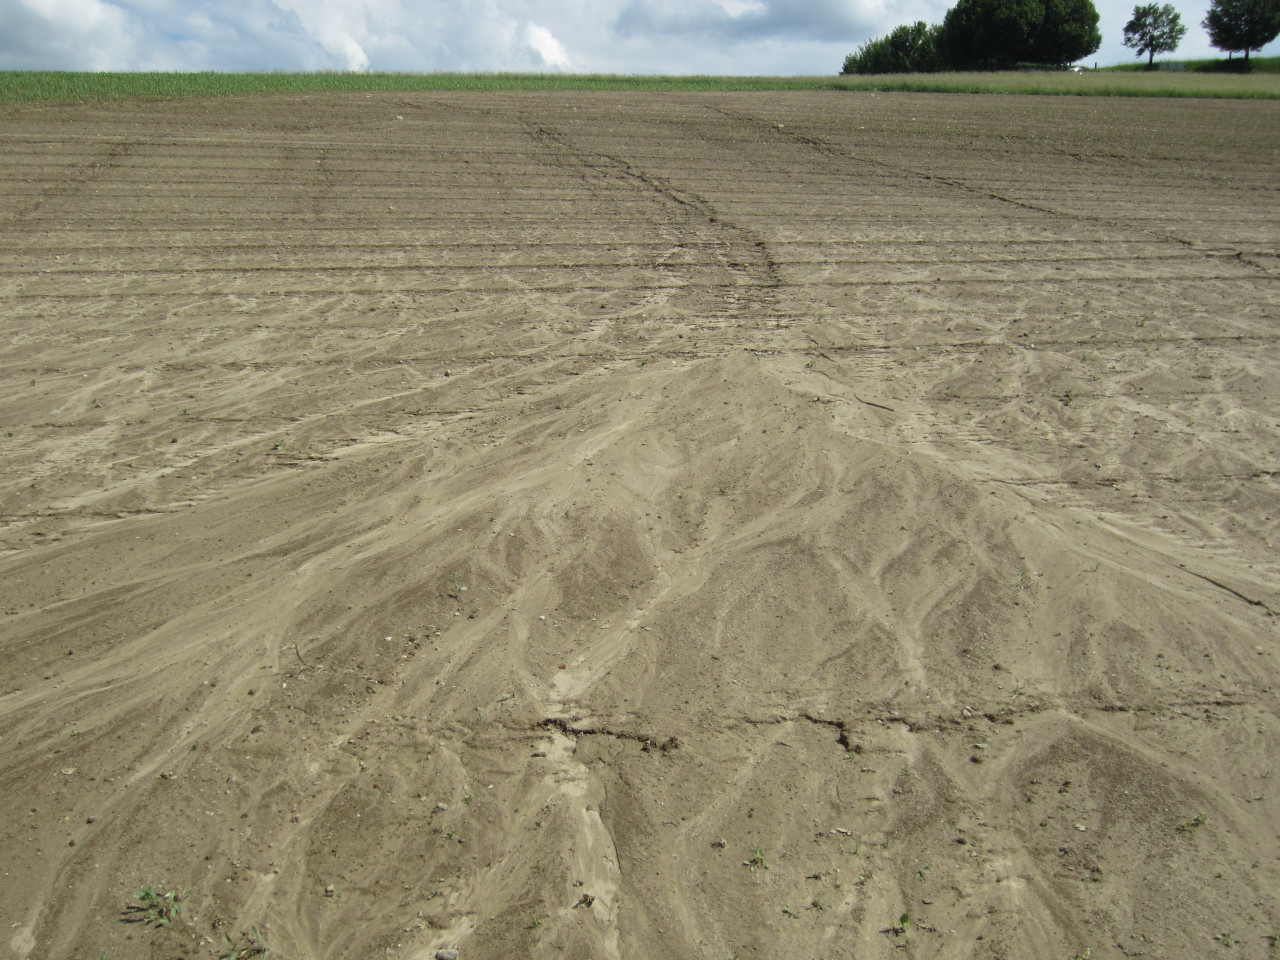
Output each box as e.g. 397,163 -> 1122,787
447,573 -> 465,599
128,885 -> 184,926
885,913 -> 912,937
220,927 -> 268,959
1177,812 -> 1208,832
744,846 -> 769,871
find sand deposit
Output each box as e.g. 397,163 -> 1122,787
1,90 -> 1278,960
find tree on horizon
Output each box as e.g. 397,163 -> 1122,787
1123,3 -> 1188,66
938,0 -> 1101,70
1202,0 -> 1280,61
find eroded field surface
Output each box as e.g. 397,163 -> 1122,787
1,91 -> 1279,960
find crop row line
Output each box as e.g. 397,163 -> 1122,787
6,274 -> 1273,298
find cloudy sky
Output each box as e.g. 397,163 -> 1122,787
2,0 -> 1276,74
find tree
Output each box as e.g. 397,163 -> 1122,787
843,21 -> 942,74
1123,3 -> 1188,65
938,0 -> 1101,70
1029,0 -> 1105,64
1202,0 -> 1280,62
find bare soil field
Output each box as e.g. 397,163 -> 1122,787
1,90 -> 1278,960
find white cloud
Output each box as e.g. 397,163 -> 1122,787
526,22 -> 572,70
0,0 -> 1276,74
276,1 -> 373,70
613,0 -> 884,42
713,0 -> 766,16
0,0 -> 140,69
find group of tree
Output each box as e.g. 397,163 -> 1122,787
843,0 -> 1280,74
843,0 -> 1101,73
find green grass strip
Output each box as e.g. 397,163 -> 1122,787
1100,55 -> 1280,73
3,68 -> 1279,102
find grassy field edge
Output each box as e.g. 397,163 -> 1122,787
3,67 -> 1280,102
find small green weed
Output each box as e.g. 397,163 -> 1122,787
220,927 -> 268,959
447,573 -> 465,600
1177,812 -> 1208,832
744,846 -> 770,871
127,885 -> 184,926
885,913 -> 912,936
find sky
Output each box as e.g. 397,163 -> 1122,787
1,0 -> 1277,74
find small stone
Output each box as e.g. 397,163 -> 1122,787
1075,823 -> 1087,832
434,802 -> 448,813
324,884 -> 335,896
436,950 -> 459,960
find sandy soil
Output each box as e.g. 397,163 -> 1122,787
1,90 -> 1278,960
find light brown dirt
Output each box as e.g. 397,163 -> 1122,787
1,90 -> 1278,960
